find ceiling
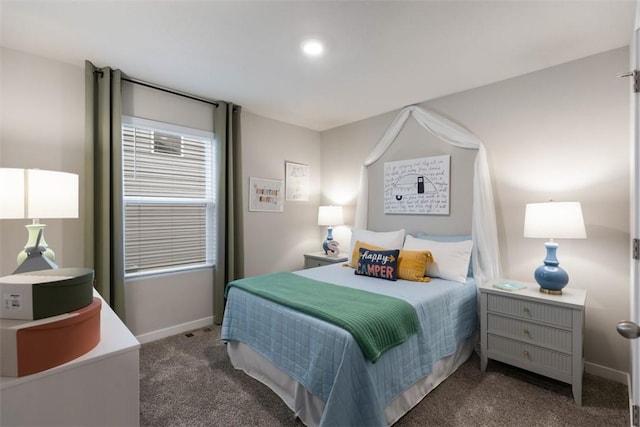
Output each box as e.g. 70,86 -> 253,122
1,1 -> 636,131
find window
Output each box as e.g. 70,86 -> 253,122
122,116 -> 216,277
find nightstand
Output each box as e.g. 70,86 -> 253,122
479,280 -> 587,405
303,251 -> 348,269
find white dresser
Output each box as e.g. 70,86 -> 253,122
479,280 -> 587,405
0,290 -> 140,426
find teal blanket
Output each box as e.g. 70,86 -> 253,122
225,272 -> 421,362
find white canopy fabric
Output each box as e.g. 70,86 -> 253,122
354,105 -> 502,285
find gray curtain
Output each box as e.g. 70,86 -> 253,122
84,60 -> 126,320
214,102 -> 244,324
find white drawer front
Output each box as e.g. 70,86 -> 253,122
487,294 -> 572,328
487,314 -> 572,353
305,259 -> 325,268
488,334 -> 572,376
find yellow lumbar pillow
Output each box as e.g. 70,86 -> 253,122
397,249 -> 434,282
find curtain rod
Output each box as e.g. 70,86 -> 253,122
121,76 -> 219,108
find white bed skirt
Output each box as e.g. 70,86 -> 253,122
227,332 -> 477,426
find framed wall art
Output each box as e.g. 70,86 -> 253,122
249,177 -> 284,212
384,155 -> 450,215
285,161 -> 309,201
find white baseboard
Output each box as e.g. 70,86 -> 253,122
135,316 -> 214,344
584,361 -> 629,385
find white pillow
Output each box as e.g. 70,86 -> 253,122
402,235 -> 473,284
348,229 -> 405,262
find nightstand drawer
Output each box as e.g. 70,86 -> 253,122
303,252 -> 348,269
305,259 -> 328,268
487,314 -> 572,353
487,294 -> 572,328
488,334 -> 572,377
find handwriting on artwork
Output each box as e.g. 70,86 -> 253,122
384,155 -> 450,215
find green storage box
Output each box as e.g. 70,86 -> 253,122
0,268 -> 94,320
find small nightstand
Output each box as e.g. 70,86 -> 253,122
303,251 -> 348,269
479,280 -> 587,405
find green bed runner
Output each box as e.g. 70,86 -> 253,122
225,272 -> 421,363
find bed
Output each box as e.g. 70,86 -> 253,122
220,106 -> 502,425
221,246 -> 478,426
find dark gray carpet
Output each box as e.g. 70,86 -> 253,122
140,326 -> 629,426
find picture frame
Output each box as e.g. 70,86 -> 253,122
383,155 -> 451,215
249,177 -> 284,212
285,161 -> 309,201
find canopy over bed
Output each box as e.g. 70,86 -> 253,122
354,105 -> 502,285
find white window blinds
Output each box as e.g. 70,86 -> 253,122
122,117 -> 216,276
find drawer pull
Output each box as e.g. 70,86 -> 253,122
523,350 -> 530,357
523,306 -> 530,314
523,328 -> 530,336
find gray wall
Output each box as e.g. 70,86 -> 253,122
241,111 -> 322,276
320,47 -> 631,379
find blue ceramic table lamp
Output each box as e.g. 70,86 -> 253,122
523,201 -> 586,295
317,205 -> 344,256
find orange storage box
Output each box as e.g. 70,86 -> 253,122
0,298 -> 101,377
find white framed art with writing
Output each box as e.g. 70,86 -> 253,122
249,177 -> 284,212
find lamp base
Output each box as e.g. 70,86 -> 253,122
14,253 -> 59,274
322,226 -> 339,256
15,222 -> 58,273
17,223 -> 55,266
539,287 -> 563,295
533,241 -> 569,295
534,264 -> 568,290
534,241 -> 569,295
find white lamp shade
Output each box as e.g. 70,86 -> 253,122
0,168 -> 79,219
0,168 -> 25,218
524,201 -> 586,239
318,205 -> 344,226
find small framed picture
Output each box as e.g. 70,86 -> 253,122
249,177 -> 284,212
285,161 -> 309,201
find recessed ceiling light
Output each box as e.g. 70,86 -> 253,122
302,39 -> 324,57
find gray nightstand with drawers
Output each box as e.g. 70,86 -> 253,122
303,251 -> 348,269
479,280 -> 587,405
